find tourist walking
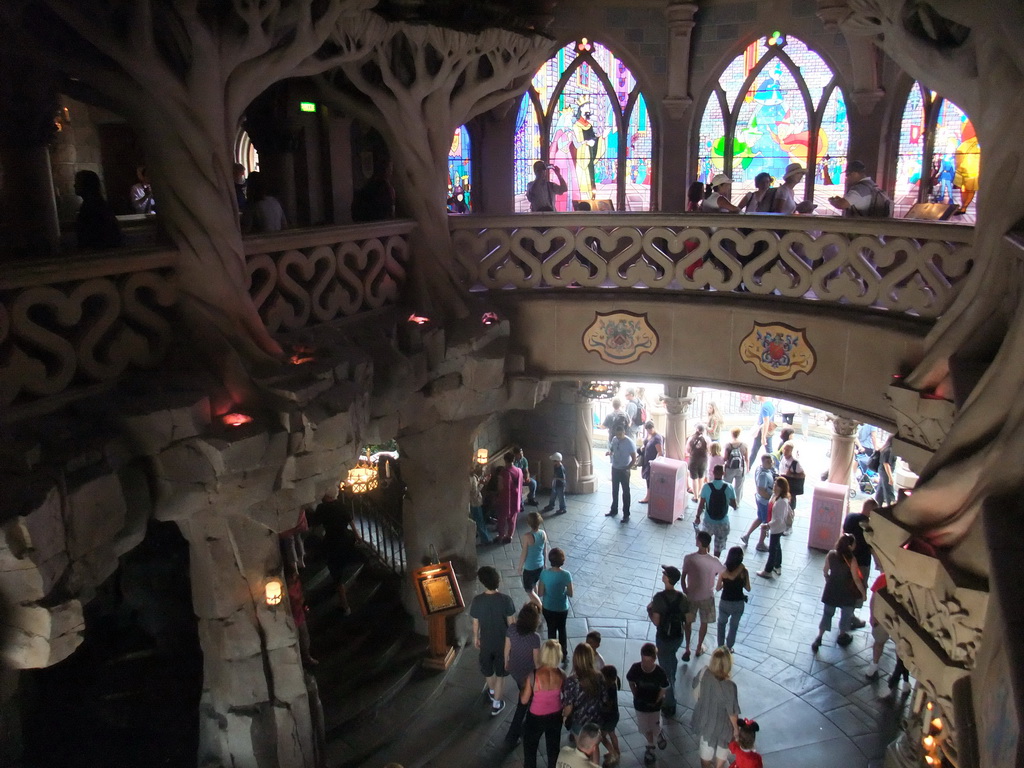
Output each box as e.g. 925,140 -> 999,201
469,464 -> 493,545
694,465 -> 738,558
687,424 -> 710,502
681,531 -> 725,661
598,665 -> 621,765
647,565 -> 688,715
542,452 -> 568,514
504,603 -> 543,746
626,643 -> 670,766
562,643 -> 609,744
778,441 -> 806,531
496,452 -> 524,544
756,476 -> 793,579
748,397 -> 776,467
722,427 -> 748,500
741,455 -> 775,552
518,512 -> 548,597
520,640 -> 567,768
691,647 -> 741,768
844,498 -> 877,629
513,446 -> 539,508
470,566 -> 516,716
810,533 -> 866,652
555,722 -> 602,768
536,548 -> 573,661
716,547 -> 751,651
602,398 -> 631,447
706,401 -> 724,443
605,425 -> 636,522
730,719 -> 764,768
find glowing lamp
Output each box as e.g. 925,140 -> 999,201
931,718 -> 943,732
923,736 -> 936,751
408,313 -> 430,325
265,578 -> 284,607
299,101 -> 317,113
476,448 -> 489,465
223,412 -> 253,427
481,312 -> 499,325
924,757 -> 939,766
344,463 -> 379,494
289,354 -> 314,365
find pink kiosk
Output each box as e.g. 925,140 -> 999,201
647,457 -> 688,523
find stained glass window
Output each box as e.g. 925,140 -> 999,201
447,125 -> 471,213
696,33 -> 848,214
513,39 -> 653,212
893,84 -> 979,217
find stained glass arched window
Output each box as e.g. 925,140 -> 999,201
696,33 -> 848,213
513,38 -> 653,212
447,125 -> 471,213
893,83 -> 979,218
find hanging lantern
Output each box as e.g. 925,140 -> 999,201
343,458 -> 379,494
579,380 -> 620,400
264,578 -> 284,607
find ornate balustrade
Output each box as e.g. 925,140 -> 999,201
245,221 -> 412,333
0,222 -> 413,420
450,213 -> 974,318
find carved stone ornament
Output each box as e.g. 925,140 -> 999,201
828,415 -> 860,437
885,382 -> 954,454
738,322 -> 816,381
582,310 -> 659,364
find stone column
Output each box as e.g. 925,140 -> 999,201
0,52 -> 61,259
179,513 -> 316,768
827,416 -> 860,486
663,385 -> 693,461
572,392 -> 597,494
663,3 -> 699,120
397,416 -> 482,638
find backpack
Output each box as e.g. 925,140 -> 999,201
630,401 -> 644,428
610,411 -> 629,435
706,482 -> 729,521
727,444 -> 744,471
639,403 -> 648,424
848,180 -> 892,218
689,434 -> 707,456
661,592 -> 685,640
756,186 -> 779,213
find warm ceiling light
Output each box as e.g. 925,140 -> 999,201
408,314 -> 429,325
222,413 -> 253,427
476,448 -> 489,465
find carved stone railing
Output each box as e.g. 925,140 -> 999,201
450,214 -> 974,319
1,222 -> 414,421
246,221 -> 412,334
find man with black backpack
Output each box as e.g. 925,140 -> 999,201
647,565 -> 688,717
602,398 -> 632,447
829,160 -> 892,218
693,464 -> 738,558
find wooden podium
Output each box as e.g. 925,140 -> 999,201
411,561 -> 464,670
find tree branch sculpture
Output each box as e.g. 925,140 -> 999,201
844,0 -> 1024,574
317,21 -> 551,322
0,0 -> 381,402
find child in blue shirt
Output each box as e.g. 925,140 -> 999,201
542,452 -> 568,514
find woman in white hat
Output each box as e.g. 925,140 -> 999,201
700,173 -> 740,213
773,163 -> 806,214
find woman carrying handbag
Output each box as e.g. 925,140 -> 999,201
810,533 -> 867,651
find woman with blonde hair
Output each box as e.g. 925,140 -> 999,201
691,647 -> 740,768
706,402 -> 724,443
520,640 -> 567,768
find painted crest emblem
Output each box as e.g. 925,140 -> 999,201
583,311 -> 659,364
739,322 -> 816,381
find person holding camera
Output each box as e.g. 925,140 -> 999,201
526,160 -> 567,212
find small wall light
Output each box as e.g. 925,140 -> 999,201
475,448 -> 489,465
265,578 -> 284,607
223,412 -> 254,427
407,313 -> 430,325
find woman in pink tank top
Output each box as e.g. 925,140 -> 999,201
520,640 -> 567,768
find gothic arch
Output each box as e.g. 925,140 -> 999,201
693,32 -> 849,211
513,38 -> 655,212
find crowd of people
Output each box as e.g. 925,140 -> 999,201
468,393 -> 907,767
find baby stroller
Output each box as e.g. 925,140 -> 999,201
853,451 -> 878,497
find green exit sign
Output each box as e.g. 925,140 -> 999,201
299,101 -> 317,113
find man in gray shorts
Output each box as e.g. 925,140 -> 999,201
469,566 -> 516,715
680,531 -> 724,661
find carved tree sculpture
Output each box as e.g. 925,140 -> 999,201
318,22 -> 551,322
844,0 -> 1024,574
0,0 -> 380,399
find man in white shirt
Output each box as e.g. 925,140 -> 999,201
829,160 -> 890,217
555,722 -> 601,768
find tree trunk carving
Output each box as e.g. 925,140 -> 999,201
317,22 -> 551,323
845,0 -> 1024,573
1,0 -> 380,402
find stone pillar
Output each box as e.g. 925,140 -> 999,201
827,416 -> 859,486
572,393 -> 597,494
179,513 -> 315,768
398,416 -> 482,638
663,3 -> 699,120
663,385 -> 692,461
0,52 -> 61,259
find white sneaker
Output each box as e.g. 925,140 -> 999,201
740,534 -> 750,546
865,663 -> 879,678
774,568 -> 781,576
